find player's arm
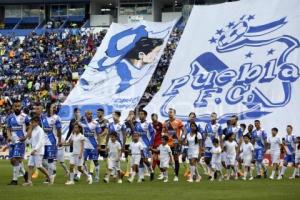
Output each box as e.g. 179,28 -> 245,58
56,118 -> 62,146
6,118 -> 12,142
179,123 -> 187,144
263,131 -> 268,152
79,138 -> 84,159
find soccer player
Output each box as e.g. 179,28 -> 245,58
134,110 -> 155,182
223,133 -> 238,180
104,132 -> 122,183
154,135 -> 173,182
124,111 -> 136,177
279,125 -> 297,179
96,108 -> 109,160
128,132 -> 144,183
230,115 -> 243,145
108,111 -> 126,149
240,134 -> 254,180
65,122 -> 92,185
7,99 -> 30,185
151,113 -> 163,173
23,116 -> 51,186
210,138 -> 223,181
162,108 -> 186,182
80,110 -> 102,183
40,102 -> 64,184
268,127 -> 283,180
186,121 -> 202,182
204,112 -> 222,178
251,120 -> 268,178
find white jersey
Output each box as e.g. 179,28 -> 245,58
158,144 -> 171,162
268,135 -> 282,153
30,126 -> 45,155
129,141 -> 143,155
187,133 -> 202,149
224,140 -> 238,156
204,122 -> 222,148
70,133 -> 85,155
211,146 -> 222,163
107,140 -> 121,160
240,142 -> 254,158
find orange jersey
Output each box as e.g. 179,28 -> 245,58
163,119 -> 184,147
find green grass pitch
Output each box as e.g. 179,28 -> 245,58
0,160 -> 299,200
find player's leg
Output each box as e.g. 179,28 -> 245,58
279,154 -> 289,179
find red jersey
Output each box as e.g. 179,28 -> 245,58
152,121 -> 163,148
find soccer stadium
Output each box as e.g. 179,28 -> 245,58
0,0 -> 299,199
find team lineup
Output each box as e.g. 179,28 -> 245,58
5,99 -> 300,186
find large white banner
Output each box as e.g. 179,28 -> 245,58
146,0 -> 300,135
60,20 -> 176,120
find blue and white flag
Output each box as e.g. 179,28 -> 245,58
60,20 -> 177,120
145,0 -> 300,136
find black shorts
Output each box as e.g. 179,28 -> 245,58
99,145 -> 107,158
171,144 -> 181,156
125,145 -> 130,158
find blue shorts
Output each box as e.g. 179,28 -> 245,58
84,149 -> 99,161
9,143 -> 25,159
254,149 -> 264,162
284,154 -> 295,163
142,148 -> 152,158
44,145 -> 57,160
204,147 -> 212,158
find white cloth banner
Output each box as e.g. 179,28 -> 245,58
60,20 -> 177,120
146,0 -> 300,136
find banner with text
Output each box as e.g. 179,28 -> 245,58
145,0 -> 300,135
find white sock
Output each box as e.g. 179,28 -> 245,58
190,165 -> 195,178
139,167 -> 145,179
95,165 -> 100,179
13,165 -> 20,181
280,166 -> 287,176
244,171 -> 248,178
48,162 -> 55,176
131,171 -> 136,179
70,172 -> 74,181
249,169 -> 253,177
292,168 -> 297,177
271,170 -> 275,177
256,163 -> 261,175
19,162 -> 25,176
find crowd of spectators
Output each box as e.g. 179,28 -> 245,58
0,21 -> 185,146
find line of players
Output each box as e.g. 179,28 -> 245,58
6,100 -> 300,185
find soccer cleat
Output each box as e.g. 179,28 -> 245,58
32,170 -> 39,179
103,177 -> 109,183
65,181 -> 75,185
234,176 -> 238,180
157,174 -> 164,180
195,176 -> 201,182
210,177 -> 214,182
226,176 -> 230,181
277,175 -> 283,180
22,182 -> 33,186
249,176 -> 254,181
289,176 -> 295,179
173,176 -> 179,182
8,180 -> 18,185
128,177 -> 134,183
117,179 -> 122,184
94,178 -> 99,183
187,178 -> 193,183
150,172 -> 154,181
163,178 -> 168,183
218,176 -> 223,182
255,175 -> 262,179
137,178 -> 143,183
242,177 -> 247,181
43,178 -> 50,184
269,176 -> 274,180
87,175 -> 93,184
